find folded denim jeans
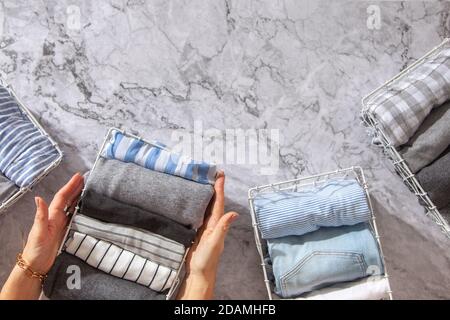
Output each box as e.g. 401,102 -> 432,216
71,214 -> 186,270
103,129 -> 216,185
254,179 -> 371,239
0,172 -> 18,204
268,223 -> 384,298
43,252 -> 166,300
80,189 -> 196,246
400,101 -> 450,173
416,147 -> 450,209
85,157 -> 213,229
65,231 -> 177,292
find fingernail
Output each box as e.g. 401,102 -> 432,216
230,213 -> 239,222
34,197 -> 40,208
216,170 -> 225,178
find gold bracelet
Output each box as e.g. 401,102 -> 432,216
16,253 -> 47,284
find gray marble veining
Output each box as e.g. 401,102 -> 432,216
0,0 -> 449,299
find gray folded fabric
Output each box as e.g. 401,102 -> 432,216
43,252 -> 166,300
416,148 -> 450,209
400,101 -> 450,173
80,189 -> 196,247
0,173 -> 19,204
85,157 -> 213,229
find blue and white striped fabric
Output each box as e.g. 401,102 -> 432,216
0,86 -> 60,188
253,179 -> 372,239
102,129 -> 216,185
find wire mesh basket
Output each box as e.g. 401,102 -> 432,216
0,77 -> 63,214
58,127 -> 188,300
248,166 -> 393,300
361,38 -> 450,238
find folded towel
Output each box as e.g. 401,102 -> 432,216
416,147 -> 450,209
64,231 -> 177,293
43,252 -> 166,300
103,129 -> 216,185
85,157 -> 213,229
365,41 -> 450,147
71,214 -> 185,270
0,172 -> 19,204
0,86 -> 60,187
400,101 -> 450,173
292,276 -> 390,300
268,223 -> 384,298
253,179 -> 371,239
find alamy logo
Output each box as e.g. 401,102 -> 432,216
66,265 -> 81,290
66,5 -> 81,31
170,121 -> 280,175
367,5 -> 381,30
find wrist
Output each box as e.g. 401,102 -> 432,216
181,273 -> 216,300
16,253 -> 48,283
21,248 -> 51,275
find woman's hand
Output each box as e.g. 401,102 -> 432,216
22,173 -> 84,274
0,173 -> 84,300
178,171 -> 239,300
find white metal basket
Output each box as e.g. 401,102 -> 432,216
248,166 -> 393,300
361,38 -> 450,238
58,127 -> 188,300
0,77 -> 63,214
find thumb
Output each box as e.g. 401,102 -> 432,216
33,197 -> 49,233
210,211 -> 239,244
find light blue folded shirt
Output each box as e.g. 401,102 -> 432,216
268,223 -> 384,298
102,129 -> 216,185
254,179 -> 372,239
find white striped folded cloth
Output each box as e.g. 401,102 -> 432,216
102,129 -> 216,185
253,179 -> 371,239
71,214 -> 186,270
65,231 -> 177,293
0,86 -> 60,187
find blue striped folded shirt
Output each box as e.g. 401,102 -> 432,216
0,86 -> 60,187
253,179 -> 372,239
102,129 -> 216,185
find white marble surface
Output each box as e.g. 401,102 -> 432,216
0,0 -> 449,299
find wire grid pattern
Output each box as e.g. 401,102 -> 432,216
0,77 -> 63,214
60,127 -> 189,300
248,166 -> 393,300
361,38 -> 450,238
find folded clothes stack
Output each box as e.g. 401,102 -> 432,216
365,41 -> 450,218
254,179 -> 386,299
0,85 -> 60,205
44,129 -> 216,300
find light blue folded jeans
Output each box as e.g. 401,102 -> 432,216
268,223 -> 384,298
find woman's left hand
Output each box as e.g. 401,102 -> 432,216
22,173 -> 84,275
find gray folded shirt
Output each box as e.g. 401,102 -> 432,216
416,147 -> 450,209
80,189 -> 196,247
43,252 -> 166,300
400,101 -> 450,173
0,173 -> 19,205
85,157 -> 213,229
